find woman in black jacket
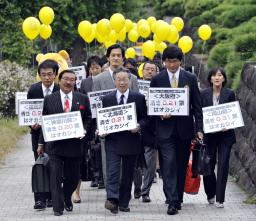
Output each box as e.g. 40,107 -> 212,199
201,67 -> 236,208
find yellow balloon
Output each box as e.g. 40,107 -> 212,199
125,19 -> 133,32
22,17 -> 41,40
155,21 -> 169,41
40,24 -> 52,40
138,23 -> 151,38
167,25 -> 179,44
171,17 -> 184,32
198,24 -> 212,41
125,47 -> 136,59
97,19 -> 111,36
109,30 -> 118,42
78,20 -> 92,39
178,36 -> 193,54
128,29 -> 139,42
118,27 -> 126,42
147,16 -> 156,26
39,6 -> 54,25
138,62 -> 144,78
142,40 -> 155,59
110,13 -> 125,33
84,24 -> 96,43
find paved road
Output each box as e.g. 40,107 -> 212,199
0,134 -> 255,221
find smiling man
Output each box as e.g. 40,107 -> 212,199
38,69 -> 92,216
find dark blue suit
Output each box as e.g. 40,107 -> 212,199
102,90 -> 147,208
201,87 -> 236,203
150,68 -> 203,205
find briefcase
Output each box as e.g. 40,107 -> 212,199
31,153 -> 50,193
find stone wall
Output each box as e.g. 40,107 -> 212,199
229,62 -> 256,196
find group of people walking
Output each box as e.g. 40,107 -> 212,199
27,43 -> 236,216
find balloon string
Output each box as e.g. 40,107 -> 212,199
198,41 -> 206,81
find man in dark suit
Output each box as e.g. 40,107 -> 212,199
27,59 -> 59,210
150,45 -> 203,215
102,67 -> 147,214
38,70 -> 92,216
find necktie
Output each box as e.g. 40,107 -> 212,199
45,88 -> 50,96
171,73 -> 178,88
119,94 -> 125,105
64,95 -> 70,112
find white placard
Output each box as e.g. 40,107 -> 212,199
148,87 -> 189,116
88,89 -> 116,118
15,92 -> 27,114
203,101 -> 244,133
69,65 -> 86,89
138,80 -> 150,100
97,102 -> 137,135
18,99 -> 43,126
41,111 -> 84,142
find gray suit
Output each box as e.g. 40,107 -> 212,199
92,69 -> 139,185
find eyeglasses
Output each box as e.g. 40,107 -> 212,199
62,77 -> 76,82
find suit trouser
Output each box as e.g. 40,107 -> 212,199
106,149 -> 137,207
175,139 -> 191,203
158,137 -> 179,206
141,147 -> 157,196
49,155 -> 80,212
203,141 -> 232,203
33,151 -> 51,203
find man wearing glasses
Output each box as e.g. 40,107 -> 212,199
27,59 -> 60,210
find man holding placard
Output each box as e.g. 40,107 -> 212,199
27,59 -> 59,210
101,67 -> 147,214
150,45 -> 203,215
37,70 -> 92,216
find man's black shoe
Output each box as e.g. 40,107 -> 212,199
134,188 -> 141,199
105,200 -> 118,214
33,201 -> 46,210
142,195 -> 151,203
64,201 -> 73,212
176,202 -> 182,210
46,199 -> 53,208
54,211 -> 63,216
167,205 -> 178,215
119,206 -> 130,212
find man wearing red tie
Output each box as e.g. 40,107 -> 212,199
38,70 -> 92,216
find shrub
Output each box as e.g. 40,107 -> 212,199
207,43 -> 233,68
0,60 -> 35,117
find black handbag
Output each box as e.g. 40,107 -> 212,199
31,153 -> 50,193
192,141 -> 212,176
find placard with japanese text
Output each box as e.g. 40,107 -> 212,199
203,101 -> 244,133
96,102 -> 137,135
41,111 -> 84,142
88,89 -> 115,118
148,87 -> 189,116
18,99 -> 43,126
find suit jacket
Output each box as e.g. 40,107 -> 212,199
201,87 -> 236,146
39,91 -> 92,157
79,76 -> 93,95
150,68 -> 203,140
92,70 -> 139,92
102,90 -> 147,155
27,82 -> 59,152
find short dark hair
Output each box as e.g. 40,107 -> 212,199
86,55 -> 102,77
142,60 -> 157,70
38,59 -> 59,75
162,45 -> 183,61
58,69 -> 76,81
207,67 -> 227,87
106,44 -> 125,58
113,67 -> 131,80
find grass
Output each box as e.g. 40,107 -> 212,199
0,118 -> 29,164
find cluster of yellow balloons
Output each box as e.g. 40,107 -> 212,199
22,6 -> 54,40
